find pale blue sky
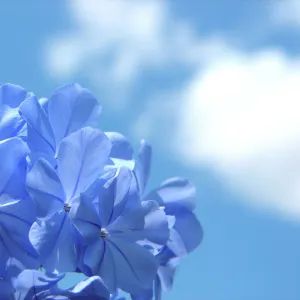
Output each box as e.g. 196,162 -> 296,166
1,1 -> 300,299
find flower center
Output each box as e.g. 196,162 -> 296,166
64,203 -> 71,213
100,228 -> 109,238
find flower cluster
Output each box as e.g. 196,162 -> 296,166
0,83 -> 203,300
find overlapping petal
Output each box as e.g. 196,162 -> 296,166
27,158 -> 65,219
134,140 -> 152,194
0,84 -> 28,140
29,210 -> 78,272
57,126 -> 111,201
0,196 -> 39,276
71,167 -> 159,294
0,82 -> 203,299
145,177 -> 197,213
0,258 -> 110,300
0,137 -> 29,198
105,132 -> 135,170
48,83 -> 102,151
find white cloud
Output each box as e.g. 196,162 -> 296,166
157,48 -> 300,220
45,0 -> 203,105
270,0 -> 300,27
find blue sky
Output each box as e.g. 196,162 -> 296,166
1,1 -> 300,299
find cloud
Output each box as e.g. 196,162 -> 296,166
137,47 -> 300,220
44,0 -> 203,105
270,0 -> 300,27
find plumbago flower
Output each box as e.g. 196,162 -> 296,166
104,139 -> 203,299
0,137 -> 39,277
26,126 -> 111,272
69,166 -> 169,294
0,82 -> 203,299
0,258 -> 110,299
19,83 -> 102,167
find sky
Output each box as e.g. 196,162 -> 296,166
1,0 -> 300,299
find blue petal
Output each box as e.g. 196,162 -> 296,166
0,84 -> 27,108
104,237 -> 158,294
48,83 -> 102,150
0,199 -> 39,276
0,196 -> 37,256
144,177 -> 197,213
105,132 -> 135,170
0,107 -> 25,140
57,127 -> 111,201
70,196 -> 101,244
0,137 -> 29,197
111,200 -> 169,245
29,210 -> 78,272
83,239 -> 106,276
157,258 -> 179,292
14,270 -> 65,300
167,209 -> 203,257
27,158 -> 65,219
19,95 -> 55,154
0,84 -> 28,140
26,124 -> 57,167
96,167 -> 134,227
130,288 -> 153,300
60,276 -> 110,300
140,201 -> 169,246
134,140 -> 152,195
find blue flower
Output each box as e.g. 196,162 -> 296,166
19,83 -> 102,166
26,127 -> 111,272
0,258 -> 110,300
0,84 -> 31,141
69,167 -> 163,294
0,137 -> 39,275
104,132 -> 135,171
144,177 -> 203,258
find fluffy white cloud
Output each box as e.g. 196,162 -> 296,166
44,0 -> 203,105
156,48 -> 300,220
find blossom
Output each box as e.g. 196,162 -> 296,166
70,167 -> 165,294
0,82 -> 203,299
0,84 -> 29,141
0,258 -> 110,300
26,127 -> 111,272
19,83 -> 102,166
0,137 -> 39,275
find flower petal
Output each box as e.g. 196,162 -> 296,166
57,127 -> 111,201
141,201 -> 169,246
48,83 -> 102,150
29,211 -> 78,272
105,132 -> 135,170
0,196 -> 37,256
105,237 -> 158,294
27,158 -> 65,219
144,177 -> 197,213
167,209 -> 203,257
0,84 -> 27,108
70,196 -> 101,244
0,107 -> 25,140
19,95 -> 55,153
97,167 -> 133,227
83,239 -> 105,276
0,137 -> 29,198
134,140 -> 152,195
60,276 -> 110,300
